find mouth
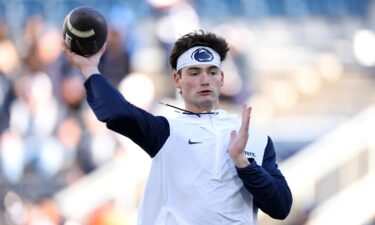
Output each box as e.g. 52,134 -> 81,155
198,90 -> 213,96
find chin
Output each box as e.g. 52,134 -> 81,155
196,100 -> 215,110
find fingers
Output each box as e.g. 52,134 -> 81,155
64,48 -> 79,66
61,40 -> 76,62
239,104 -> 252,134
61,40 -> 67,51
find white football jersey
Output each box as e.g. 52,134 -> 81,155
137,110 -> 268,225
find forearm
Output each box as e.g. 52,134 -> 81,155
236,162 -> 292,219
236,137 -> 292,219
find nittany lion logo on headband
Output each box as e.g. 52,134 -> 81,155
176,46 -> 221,71
191,48 -> 214,62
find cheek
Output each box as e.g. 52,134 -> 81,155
182,80 -> 197,91
215,78 -> 224,88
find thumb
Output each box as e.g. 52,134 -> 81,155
230,130 -> 237,142
98,42 -> 107,55
96,42 -> 107,57
88,42 -> 107,62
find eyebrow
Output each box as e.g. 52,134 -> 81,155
187,66 -> 219,71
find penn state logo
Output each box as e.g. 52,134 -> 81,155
191,48 -> 214,62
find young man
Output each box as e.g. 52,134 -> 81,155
65,31 -> 292,225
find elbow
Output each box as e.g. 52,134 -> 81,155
270,196 -> 293,220
270,208 -> 290,220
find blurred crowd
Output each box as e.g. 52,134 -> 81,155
0,14 -> 133,225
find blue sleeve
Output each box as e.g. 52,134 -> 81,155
84,74 -> 170,157
236,137 -> 292,220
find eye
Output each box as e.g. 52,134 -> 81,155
209,70 -> 219,76
189,72 -> 199,76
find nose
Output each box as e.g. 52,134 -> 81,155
200,72 -> 210,86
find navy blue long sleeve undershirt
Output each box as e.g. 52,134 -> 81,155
236,138 -> 292,219
84,74 -> 292,219
84,74 -> 169,157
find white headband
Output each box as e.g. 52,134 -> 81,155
176,46 -> 221,71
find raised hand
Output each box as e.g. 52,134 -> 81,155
228,105 -> 252,168
63,42 -> 107,79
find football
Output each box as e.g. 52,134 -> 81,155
63,6 -> 108,56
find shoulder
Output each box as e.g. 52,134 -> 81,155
249,127 -> 268,148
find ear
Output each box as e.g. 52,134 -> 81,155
220,71 -> 224,87
173,71 -> 181,89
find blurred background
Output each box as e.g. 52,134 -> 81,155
0,0 -> 375,224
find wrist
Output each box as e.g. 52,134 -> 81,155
231,154 -> 250,168
81,66 -> 100,79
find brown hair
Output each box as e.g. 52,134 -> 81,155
169,30 -> 229,71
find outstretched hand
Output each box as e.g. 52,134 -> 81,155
63,42 -> 107,79
228,105 -> 252,168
